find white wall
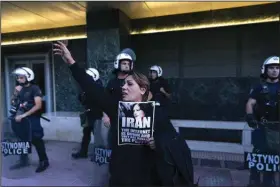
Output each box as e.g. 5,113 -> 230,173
41,112 -> 253,155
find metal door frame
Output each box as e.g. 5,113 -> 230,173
4,53 -> 52,116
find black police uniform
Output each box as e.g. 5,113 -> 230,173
11,84 -> 49,172
106,77 -> 125,102
72,80 -> 104,158
106,48 -> 135,148
149,77 -> 171,108
247,81 -> 280,186
106,77 -> 126,148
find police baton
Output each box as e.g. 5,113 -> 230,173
8,114 -> 51,122
40,115 -> 51,122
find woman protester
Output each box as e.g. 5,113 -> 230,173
53,41 -> 195,186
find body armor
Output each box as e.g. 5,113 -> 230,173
253,82 -> 280,153
255,83 -> 280,122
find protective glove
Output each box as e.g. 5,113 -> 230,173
245,114 -> 258,128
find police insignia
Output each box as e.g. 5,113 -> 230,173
249,89 -> 253,95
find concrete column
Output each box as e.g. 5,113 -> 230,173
86,7 -> 131,84
86,6 -> 131,186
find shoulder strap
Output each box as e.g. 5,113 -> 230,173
260,79 -> 267,87
259,81 -> 269,94
17,86 -> 25,97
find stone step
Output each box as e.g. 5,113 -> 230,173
191,150 -> 245,169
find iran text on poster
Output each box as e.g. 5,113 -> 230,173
117,101 -> 155,146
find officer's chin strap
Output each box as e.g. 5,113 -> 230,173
154,76 -> 159,81
18,82 -> 27,87
119,67 -> 133,74
267,76 -> 279,81
119,69 -> 132,80
17,79 -> 29,87
120,70 -> 130,74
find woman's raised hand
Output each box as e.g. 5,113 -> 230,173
53,41 -> 75,65
147,137 -> 156,150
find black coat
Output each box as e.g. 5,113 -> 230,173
154,125 -> 194,186
69,63 -> 194,186
78,79 -> 103,120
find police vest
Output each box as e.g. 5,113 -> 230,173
255,82 -> 280,121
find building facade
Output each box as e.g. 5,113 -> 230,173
1,2 -> 279,145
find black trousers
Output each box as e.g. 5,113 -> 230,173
12,117 -> 48,162
249,128 -> 276,186
32,138 -> 48,161
20,138 -> 48,163
80,125 -> 93,154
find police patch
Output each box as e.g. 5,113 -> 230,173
92,147 -> 111,166
249,89 -> 254,95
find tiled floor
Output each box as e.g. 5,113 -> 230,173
1,140 -> 275,186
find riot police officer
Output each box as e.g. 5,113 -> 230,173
106,48 -> 136,102
10,67 -> 49,173
72,68 -> 103,159
102,48 -> 136,129
245,56 -> 280,186
149,65 -> 171,107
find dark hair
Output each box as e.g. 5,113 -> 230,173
132,102 -> 154,117
129,71 -> 150,101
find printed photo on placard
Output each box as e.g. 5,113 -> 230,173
244,152 -> 280,172
117,101 -> 155,146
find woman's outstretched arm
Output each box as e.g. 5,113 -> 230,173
53,41 -> 116,119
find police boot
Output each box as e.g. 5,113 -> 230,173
247,168 -> 261,187
262,172 -> 276,187
9,154 -> 29,170
71,150 -> 88,159
247,174 -> 261,187
247,181 -> 261,187
35,160 -> 49,173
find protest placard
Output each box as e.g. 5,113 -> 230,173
117,101 -> 155,146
